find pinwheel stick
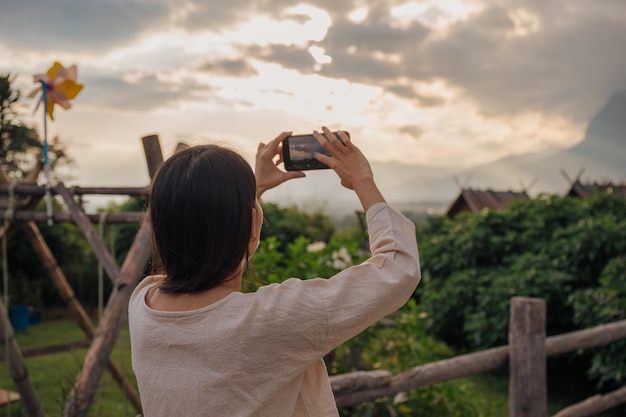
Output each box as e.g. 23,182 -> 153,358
41,82 -> 53,226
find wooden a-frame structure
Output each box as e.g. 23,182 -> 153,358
0,134 -> 171,417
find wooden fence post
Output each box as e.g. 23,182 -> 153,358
0,298 -> 45,417
141,135 -> 163,179
509,296 -> 547,417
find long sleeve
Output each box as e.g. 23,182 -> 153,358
252,202 -> 421,358
317,202 -> 421,350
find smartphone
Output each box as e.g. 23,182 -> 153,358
282,132 -> 347,171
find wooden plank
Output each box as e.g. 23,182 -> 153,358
0,298 -> 44,416
175,142 -> 189,153
331,370 -> 392,394
509,297 -> 547,417
0,184 -> 148,196
56,182 -> 121,284
553,386 -> 626,417
141,134 -> 164,179
0,211 -> 144,224
23,342 -> 91,359
0,341 -> 91,361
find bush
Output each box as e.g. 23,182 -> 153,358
569,256 -> 626,387
417,191 -> 626,390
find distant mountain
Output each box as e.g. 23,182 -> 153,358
569,93 -> 626,170
451,93 -> 626,199
265,93 -> 626,217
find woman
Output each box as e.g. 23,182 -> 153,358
128,127 -> 421,416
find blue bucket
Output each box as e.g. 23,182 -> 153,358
9,305 -> 30,332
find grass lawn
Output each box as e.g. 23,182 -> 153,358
0,313 -> 138,417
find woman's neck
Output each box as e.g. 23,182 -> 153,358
146,276 -> 242,312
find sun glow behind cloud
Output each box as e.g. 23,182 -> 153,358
390,0 -> 483,29
44,0 -> 583,169
228,5 -> 331,45
207,61 -> 379,121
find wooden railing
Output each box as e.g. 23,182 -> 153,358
330,297 -> 626,417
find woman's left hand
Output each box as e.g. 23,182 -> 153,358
255,131 -> 304,200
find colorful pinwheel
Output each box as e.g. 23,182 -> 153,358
29,61 -> 83,120
29,61 -> 83,224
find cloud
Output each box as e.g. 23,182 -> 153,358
385,85 -> 446,106
79,72 -> 211,111
399,125 -> 424,139
196,58 -> 258,77
242,44 -> 317,73
0,0 -> 173,53
4,0 -> 625,130
424,1 -> 626,121
228,0 -> 626,123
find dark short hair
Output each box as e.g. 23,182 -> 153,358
149,144 -> 256,293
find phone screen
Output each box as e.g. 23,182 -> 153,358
283,135 -> 331,171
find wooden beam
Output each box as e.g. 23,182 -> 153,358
141,134 -> 163,179
0,298 -> 45,416
0,341 -> 91,360
56,182 -> 121,284
0,184 -> 148,197
509,297 -> 547,417
175,142 -> 189,153
23,342 -> 91,359
331,370 -> 392,395
0,211 -> 144,224
553,386 -> 626,417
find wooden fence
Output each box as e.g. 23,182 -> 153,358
330,296 -> 626,417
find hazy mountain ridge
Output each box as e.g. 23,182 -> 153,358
266,93 -> 626,216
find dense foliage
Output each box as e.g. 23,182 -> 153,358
260,202 -> 337,247
416,191 -> 626,390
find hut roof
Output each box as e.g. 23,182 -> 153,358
446,188 -> 530,218
567,180 -> 626,199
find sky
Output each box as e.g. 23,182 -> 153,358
1,0 -> 625,210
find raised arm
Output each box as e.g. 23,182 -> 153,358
312,127 -> 385,212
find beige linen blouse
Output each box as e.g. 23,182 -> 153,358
129,202 -> 421,417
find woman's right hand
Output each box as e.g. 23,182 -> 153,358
255,131 -> 304,201
313,127 -> 385,211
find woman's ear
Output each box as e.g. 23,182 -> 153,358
248,206 -> 262,257
250,207 -> 259,242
